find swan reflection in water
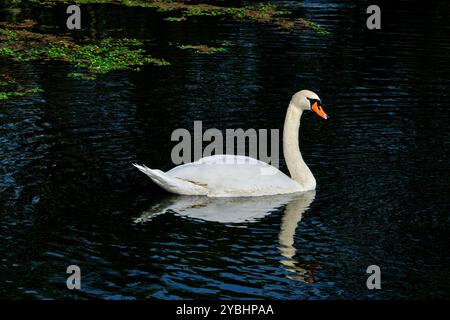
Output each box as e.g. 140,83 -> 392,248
136,191 -> 316,282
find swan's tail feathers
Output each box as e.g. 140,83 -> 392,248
132,163 -> 208,196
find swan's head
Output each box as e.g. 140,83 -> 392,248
291,89 -> 328,119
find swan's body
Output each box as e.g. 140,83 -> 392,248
134,90 -> 327,197
133,155 -> 303,197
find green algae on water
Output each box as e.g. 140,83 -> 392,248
176,44 -> 227,55
0,74 -> 43,101
0,23 -> 170,80
0,87 -> 44,101
164,16 -> 186,22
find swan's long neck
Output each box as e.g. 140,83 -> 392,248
283,103 -> 316,191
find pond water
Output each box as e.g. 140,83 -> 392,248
1,0 -> 449,299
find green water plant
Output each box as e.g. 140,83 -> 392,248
176,44 -> 227,55
0,23 -> 170,80
295,18 -> 330,35
0,74 -> 43,101
0,87 -> 44,101
164,16 -> 186,22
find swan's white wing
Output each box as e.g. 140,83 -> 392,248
133,164 -> 207,195
166,155 -> 303,197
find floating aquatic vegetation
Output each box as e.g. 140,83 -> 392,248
0,74 -> 43,101
273,18 -> 330,35
0,22 -> 170,80
164,16 -> 186,22
295,18 -> 331,35
176,44 -> 227,55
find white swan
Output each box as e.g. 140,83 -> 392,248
133,90 -> 328,197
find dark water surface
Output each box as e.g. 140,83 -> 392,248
1,0 -> 450,299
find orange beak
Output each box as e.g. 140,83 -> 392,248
311,101 -> 328,120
